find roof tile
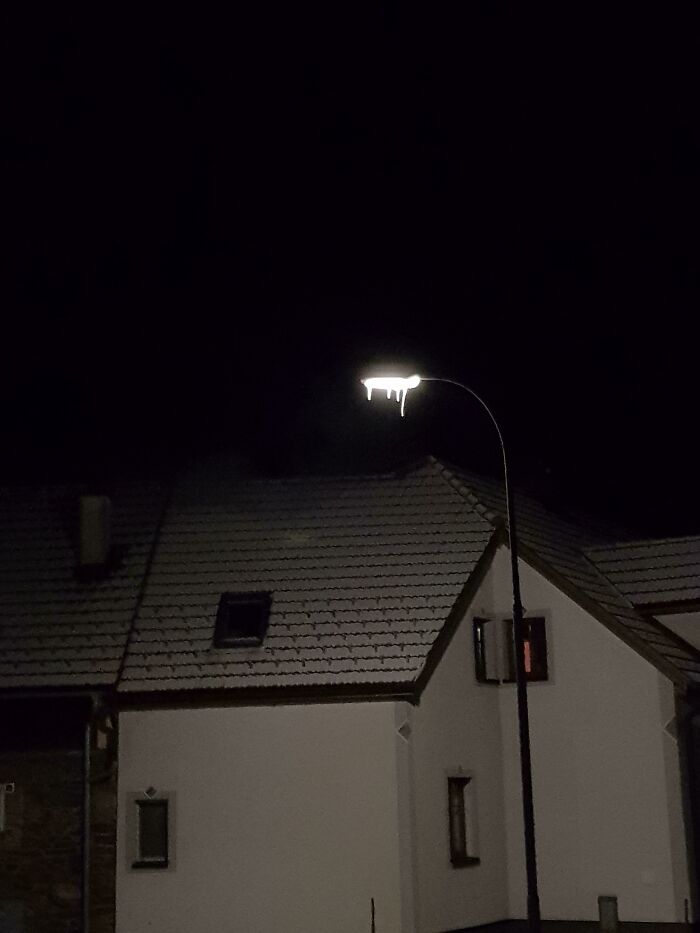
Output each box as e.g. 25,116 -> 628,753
586,536 -> 700,607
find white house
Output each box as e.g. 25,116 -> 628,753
2,457 -> 700,933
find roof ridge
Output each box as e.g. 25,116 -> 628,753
173,455 -> 467,491
114,488 -> 173,690
175,466 -> 417,489
426,457 -> 503,528
386,454 -> 439,479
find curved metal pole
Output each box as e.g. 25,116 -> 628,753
422,377 -> 541,933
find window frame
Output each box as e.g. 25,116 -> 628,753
214,591 -> 272,648
473,614 -> 550,684
447,775 -> 480,867
502,616 -> 549,683
126,791 -> 175,872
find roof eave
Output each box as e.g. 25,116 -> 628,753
115,680 -> 417,710
638,598 -> 700,617
0,684 -> 113,700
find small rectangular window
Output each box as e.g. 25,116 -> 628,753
504,617 -> 548,682
448,776 -> 479,866
134,799 -> 168,868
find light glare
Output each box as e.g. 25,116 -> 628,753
361,374 -> 421,416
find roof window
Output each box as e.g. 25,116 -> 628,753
214,592 -> 271,647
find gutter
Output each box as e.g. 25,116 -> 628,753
116,683 -> 417,710
0,688 -> 108,701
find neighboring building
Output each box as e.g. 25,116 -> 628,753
586,535 -> 700,650
2,458 -> 700,933
0,482 -> 165,933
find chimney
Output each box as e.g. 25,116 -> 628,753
77,495 -> 112,578
598,895 -> 619,933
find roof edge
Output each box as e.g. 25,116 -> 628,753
427,457 -> 503,528
116,681 -> 416,709
413,525 -> 506,700
642,598 -> 700,616
517,541 -> 695,689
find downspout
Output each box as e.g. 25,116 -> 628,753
677,689 -> 700,923
81,485 -> 169,931
83,694 -> 98,933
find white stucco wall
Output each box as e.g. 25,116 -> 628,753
116,702 -> 404,933
114,555 -> 693,932
410,562 -> 510,933
659,612 -> 700,652
486,548 -> 691,923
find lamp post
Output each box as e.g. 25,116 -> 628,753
361,374 -> 541,933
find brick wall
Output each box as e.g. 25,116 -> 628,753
0,749 -> 83,933
0,700 -> 118,933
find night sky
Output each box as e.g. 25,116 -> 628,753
2,5 -> 699,536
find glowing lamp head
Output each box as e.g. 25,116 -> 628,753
361,374 -> 422,416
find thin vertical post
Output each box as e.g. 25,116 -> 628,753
504,477 -> 541,933
421,376 -> 541,933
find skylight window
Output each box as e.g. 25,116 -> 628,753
214,592 -> 271,647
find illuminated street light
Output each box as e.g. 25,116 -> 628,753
361,374 -> 421,416
361,372 -> 541,933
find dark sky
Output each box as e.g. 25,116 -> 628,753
2,5 -> 699,535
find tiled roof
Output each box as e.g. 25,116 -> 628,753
586,536 -> 700,608
0,483 -> 165,689
3,458 -> 699,697
118,462 -> 496,693
434,459 -> 700,685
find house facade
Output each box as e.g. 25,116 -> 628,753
2,459 -> 700,933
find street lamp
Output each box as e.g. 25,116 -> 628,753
361,373 -> 541,933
